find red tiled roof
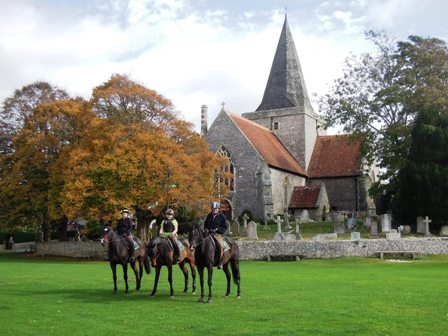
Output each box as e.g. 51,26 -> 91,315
307,135 -> 363,178
228,112 -> 307,176
289,185 -> 321,209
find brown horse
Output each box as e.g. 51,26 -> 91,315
188,222 -> 241,304
147,236 -> 196,298
100,224 -> 151,294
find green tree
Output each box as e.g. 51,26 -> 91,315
319,31 -> 448,211
392,107 -> 448,231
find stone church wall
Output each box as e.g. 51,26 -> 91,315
270,168 -> 305,216
205,112 -> 268,219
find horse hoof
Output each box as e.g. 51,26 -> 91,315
225,295 -> 228,299
207,299 -> 212,304
170,295 -> 175,299
192,291 -> 196,295
237,296 -> 241,299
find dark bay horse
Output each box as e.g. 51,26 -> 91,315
189,222 -> 241,303
101,225 -> 151,294
147,236 -> 196,298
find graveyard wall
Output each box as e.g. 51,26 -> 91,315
35,238 -> 448,260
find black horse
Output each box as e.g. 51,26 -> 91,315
100,224 -> 151,294
147,236 -> 197,298
189,222 -> 241,303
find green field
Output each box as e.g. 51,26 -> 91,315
0,253 -> 447,335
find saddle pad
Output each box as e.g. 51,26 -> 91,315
133,240 -> 139,250
223,240 -> 230,252
177,240 -> 185,251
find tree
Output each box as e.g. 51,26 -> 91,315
319,31 -> 448,211
61,75 -> 221,236
0,82 -> 69,154
392,107 -> 448,230
0,99 -> 93,239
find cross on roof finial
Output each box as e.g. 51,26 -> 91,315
284,6 -> 287,17
221,101 -> 226,111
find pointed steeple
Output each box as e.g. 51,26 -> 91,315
256,15 -> 312,111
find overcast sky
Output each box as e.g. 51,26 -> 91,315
1,0 -> 446,132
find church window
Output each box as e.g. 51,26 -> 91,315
283,176 -> 289,208
273,122 -> 279,130
216,146 -> 235,193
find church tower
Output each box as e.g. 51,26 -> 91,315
242,15 -> 324,169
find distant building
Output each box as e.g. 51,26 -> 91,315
202,15 -> 376,221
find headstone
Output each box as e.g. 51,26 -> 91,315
347,217 -> 356,230
351,232 -> 361,241
276,215 -> 283,234
381,214 -> 391,233
386,229 -> 401,240
284,208 -> 292,230
334,222 -> 346,234
322,233 -> 337,239
398,225 -> 411,235
364,217 -> 372,228
299,210 -> 310,223
283,233 -> 296,241
246,221 -> 258,240
274,232 -> 284,241
330,211 -> 342,223
263,218 -> 270,231
423,216 -> 431,236
241,213 -> 249,231
416,216 -> 425,234
439,226 -> 448,237
369,221 -> 379,239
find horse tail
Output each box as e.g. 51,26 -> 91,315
144,254 -> 151,274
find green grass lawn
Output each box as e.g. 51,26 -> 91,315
0,253 -> 447,336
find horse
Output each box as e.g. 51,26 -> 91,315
147,236 -> 197,298
188,222 -> 241,304
100,224 -> 151,294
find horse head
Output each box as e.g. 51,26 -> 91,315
100,224 -> 113,247
188,222 -> 203,251
147,236 -> 162,260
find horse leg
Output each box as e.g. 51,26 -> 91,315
129,259 -> 140,291
150,265 -> 161,297
223,262 -> 231,297
167,263 -> 174,298
197,266 -> 205,303
123,263 -> 129,294
137,257 -> 144,290
231,259 -> 241,298
178,261 -> 189,293
110,262 -> 118,294
189,259 -> 197,294
206,265 -> 213,304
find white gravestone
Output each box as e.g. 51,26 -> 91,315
246,221 -> 258,240
416,216 -> 425,234
386,229 -> 401,240
381,214 -> 391,233
369,221 -> 379,239
351,232 -> 361,241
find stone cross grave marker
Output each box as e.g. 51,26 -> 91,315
242,213 -> 249,231
274,215 -> 284,241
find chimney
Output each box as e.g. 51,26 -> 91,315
201,105 -> 208,136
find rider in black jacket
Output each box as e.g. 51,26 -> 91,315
204,202 -> 228,268
117,209 -> 135,262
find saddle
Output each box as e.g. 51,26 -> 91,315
212,234 -> 230,265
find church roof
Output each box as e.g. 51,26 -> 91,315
228,112 -> 307,176
256,15 -> 312,111
307,135 -> 363,178
289,185 -> 321,209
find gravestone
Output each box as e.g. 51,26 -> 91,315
283,233 -> 296,241
440,226 -> 448,237
246,221 -> 258,240
283,208 -> 292,230
369,221 -> 379,239
386,229 -> 401,240
241,213 -> 249,231
364,217 -> 372,228
381,214 -> 391,233
416,216 -> 425,234
423,216 -> 431,236
299,210 -> 310,223
351,232 -> 361,241
334,222 -> 346,234
263,218 -> 270,231
330,211 -> 342,223
397,225 -> 411,235
347,212 -> 357,230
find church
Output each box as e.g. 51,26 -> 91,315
201,15 -> 376,222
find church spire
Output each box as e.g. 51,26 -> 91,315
256,15 -> 312,111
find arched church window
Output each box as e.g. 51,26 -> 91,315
216,146 -> 235,192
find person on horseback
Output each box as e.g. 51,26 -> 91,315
117,208 -> 135,263
158,209 -> 181,262
204,201 -> 228,268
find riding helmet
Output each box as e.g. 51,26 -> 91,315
165,209 -> 174,215
211,201 -> 220,209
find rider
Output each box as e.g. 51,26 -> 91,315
117,208 -> 135,263
158,209 -> 181,262
204,201 -> 228,268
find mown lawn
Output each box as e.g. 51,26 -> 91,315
0,253 -> 447,335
